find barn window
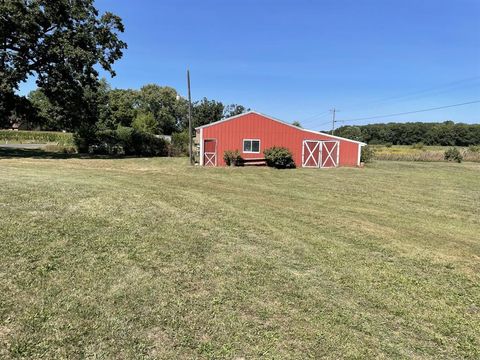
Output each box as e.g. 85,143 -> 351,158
243,139 -> 260,153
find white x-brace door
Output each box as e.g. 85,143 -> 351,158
302,140 -> 321,168
204,152 -> 216,166
203,139 -> 217,166
321,141 -> 339,168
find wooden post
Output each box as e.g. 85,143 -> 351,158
330,108 -> 336,135
187,69 -> 193,165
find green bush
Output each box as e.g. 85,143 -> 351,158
223,150 -> 243,166
131,131 -> 169,156
385,142 -> 393,148
132,112 -> 157,134
360,145 -> 375,163
444,147 -> 463,163
76,126 -> 168,156
73,125 -> 99,153
468,145 -> 480,153
89,129 -> 123,155
263,146 -> 295,169
171,131 -> 189,156
0,130 -> 74,146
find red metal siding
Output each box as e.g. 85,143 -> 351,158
204,139 -> 216,152
201,113 -> 361,167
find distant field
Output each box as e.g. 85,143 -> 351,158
0,155 -> 479,359
0,130 -> 74,146
372,144 -> 480,162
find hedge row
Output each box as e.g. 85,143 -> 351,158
0,130 -> 74,146
74,126 -> 169,156
335,122 -> 480,146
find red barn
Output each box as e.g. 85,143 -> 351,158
196,111 -> 366,168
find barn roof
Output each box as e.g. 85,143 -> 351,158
195,111 -> 367,145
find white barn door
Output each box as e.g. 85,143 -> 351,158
321,141 -> 339,168
302,140 -> 321,168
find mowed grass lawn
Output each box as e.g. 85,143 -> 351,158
0,155 -> 479,359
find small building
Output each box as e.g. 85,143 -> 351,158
195,111 -> 366,168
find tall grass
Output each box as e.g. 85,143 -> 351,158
373,145 -> 480,162
0,130 -> 74,146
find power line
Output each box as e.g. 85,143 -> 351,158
300,112 -> 331,128
301,110 -> 330,122
335,100 -> 480,123
338,75 -> 480,114
313,120 -> 333,129
300,76 -> 480,126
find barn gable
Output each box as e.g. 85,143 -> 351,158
196,111 -> 366,145
196,111 -> 366,167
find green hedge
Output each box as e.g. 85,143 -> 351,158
171,131 -> 189,156
0,130 -> 74,146
75,126 -> 169,156
360,145 -> 375,163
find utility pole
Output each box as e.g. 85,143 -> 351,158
187,69 -> 193,165
330,108 -> 337,135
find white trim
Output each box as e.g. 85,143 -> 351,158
302,140 -> 321,168
320,140 -> 323,166
302,140 -> 304,165
199,128 -> 204,166
242,138 -> 261,154
357,143 -> 361,166
195,110 -> 367,146
337,141 -> 340,166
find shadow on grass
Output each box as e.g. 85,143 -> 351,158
0,147 -> 126,160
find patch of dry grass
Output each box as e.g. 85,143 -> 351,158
373,145 -> 480,162
0,156 -> 479,358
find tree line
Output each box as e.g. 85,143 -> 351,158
23,81 -> 248,155
1,0 -> 249,154
3,1 -> 478,151
23,81 -> 248,135
334,122 -> 480,146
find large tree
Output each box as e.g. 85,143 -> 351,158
27,88 -> 64,130
223,104 -> 249,118
139,84 -> 187,135
98,88 -> 139,130
0,0 -> 127,128
192,97 -> 224,128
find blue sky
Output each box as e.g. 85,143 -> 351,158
21,0 -> 480,128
